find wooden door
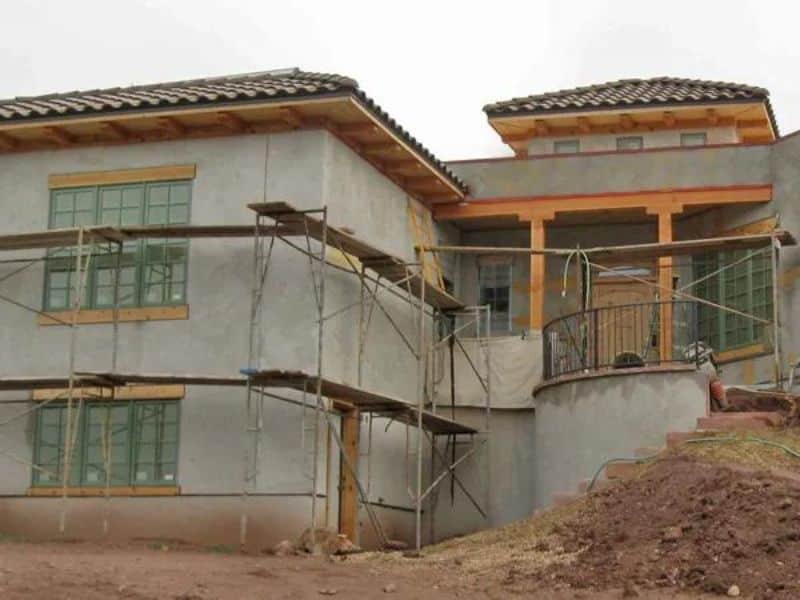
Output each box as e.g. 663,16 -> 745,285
592,276 -> 659,365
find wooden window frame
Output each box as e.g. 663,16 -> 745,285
616,136 -> 644,151
553,139 -> 580,154
43,180 -> 192,313
478,261 -> 513,334
680,132 -> 708,147
31,398 -> 181,490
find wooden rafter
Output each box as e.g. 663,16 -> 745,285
279,107 -> 304,128
216,111 -> 248,133
363,140 -> 401,154
156,117 -> 186,136
338,122 -> 380,135
42,126 -> 73,146
99,120 -> 132,141
0,132 -> 18,151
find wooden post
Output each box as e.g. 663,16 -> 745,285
528,215 -> 548,330
648,206 -> 681,360
338,408 -> 360,544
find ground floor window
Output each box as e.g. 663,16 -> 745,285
693,250 -> 772,352
32,400 -> 179,487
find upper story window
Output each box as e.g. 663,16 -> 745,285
681,132 -> 708,147
554,139 -> 580,154
616,136 -> 643,151
45,180 -> 190,311
478,261 -> 512,333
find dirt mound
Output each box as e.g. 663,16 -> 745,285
538,454 -> 800,598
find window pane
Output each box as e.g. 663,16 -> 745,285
132,402 -> 179,484
681,132 -> 707,147
554,140 -> 580,154
617,136 -> 643,151
479,263 -> 512,333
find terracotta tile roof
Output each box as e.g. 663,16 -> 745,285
0,68 -> 467,193
485,77 -> 778,134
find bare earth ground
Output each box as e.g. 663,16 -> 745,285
0,539 -> 706,600
3,430 -> 800,599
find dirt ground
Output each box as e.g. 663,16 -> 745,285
4,432 -> 800,599
0,538 -> 711,600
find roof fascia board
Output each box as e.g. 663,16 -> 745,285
347,96 -> 464,198
486,99 -> 768,124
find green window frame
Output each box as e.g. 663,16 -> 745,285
32,400 -> 180,488
694,250 -> 772,352
554,139 -> 580,154
44,181 -> 191,311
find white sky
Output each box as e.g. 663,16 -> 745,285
2,0 -> 798,161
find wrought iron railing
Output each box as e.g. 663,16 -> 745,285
542,301 -> 700,380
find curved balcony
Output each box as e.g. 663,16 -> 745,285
542,300 -> 701,381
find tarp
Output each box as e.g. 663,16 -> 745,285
432,334 -> 541,410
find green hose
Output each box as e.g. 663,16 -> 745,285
585,434 -> 800,493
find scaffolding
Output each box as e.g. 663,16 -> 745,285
0,207 -> 492,553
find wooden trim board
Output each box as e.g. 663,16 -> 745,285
27,486 -> 180,497
32,384 -> 185,401
49,165 -> 196,189
38,305 -> 189,326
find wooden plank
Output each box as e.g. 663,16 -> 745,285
32,384 -> 185,401
38,305 -> 189,326
338,407 -> 360,543
49,164 -> 196,189
27,486 -> 180,497
77,371 -> 247,387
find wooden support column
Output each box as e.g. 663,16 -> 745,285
338,408 -> 360,543
648,205 -> 682,360
524,211 -> 554,331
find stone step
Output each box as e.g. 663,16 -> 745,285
697,411 -> 784,432
551,491 -> 583,506
604,461 -> 644,480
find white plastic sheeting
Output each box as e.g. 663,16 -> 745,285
432,333 -> 542,410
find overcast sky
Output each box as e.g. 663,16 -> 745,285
2,0 -> 798,161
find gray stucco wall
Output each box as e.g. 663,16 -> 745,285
532,369 -> 709,509
0,129 -> 443,547
449,144 -> 772,199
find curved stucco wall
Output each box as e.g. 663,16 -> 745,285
532,369 -> 709,509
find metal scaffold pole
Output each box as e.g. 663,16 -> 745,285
309,206 -> 328,551
59,228 -> 91,535
415,259 -> 426,553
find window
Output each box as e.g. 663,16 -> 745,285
478,262 -> 512,333
554,139 -> 580,154
616,136 -> 643,151
694,250 -> 772,351
32,400 -> 179,487
45,181 -> 190,311
681,132 -> 707,147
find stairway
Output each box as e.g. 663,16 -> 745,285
546,410 -> 786,508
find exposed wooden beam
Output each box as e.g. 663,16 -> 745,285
337,122 -> 380,135
663,111 -> 676,127
736,118 -> 769,129
0,132 -> 19,151
363,141 -> 401,154
501,131 -> 534,143
42,126 -> 74,146
156,117 -> 186,136
100,120 -> 133,141
707,108 -> 719,126
577,117 -> 591,133
534,119 -> 549,135
279,107 -> 304,128
620,114 -> 635,130
216,111 -> 248,133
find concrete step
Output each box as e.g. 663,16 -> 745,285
604,461 -> 645,480
697,411 -> 784,432
551,491 -> 583,506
